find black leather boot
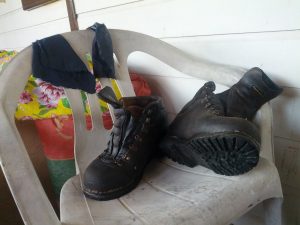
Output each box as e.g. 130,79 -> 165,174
160,81 -> 261,176
217,67 -> 283,120
83,87 -> 167,200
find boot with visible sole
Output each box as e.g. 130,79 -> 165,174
83,87 -> 167,200
160,81 -> 260,176
160,68 -> 282,175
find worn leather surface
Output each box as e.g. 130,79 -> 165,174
89,23 -> 115,79
84,87 -> 167,197
162,67 -> 283,162
167,81 -> 260,143
217,67 -> 283,120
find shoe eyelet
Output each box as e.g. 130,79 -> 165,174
116,161 -> 123,166
134,135 -> 139,140
145,117 -> 150,123
126,156 -> 130,161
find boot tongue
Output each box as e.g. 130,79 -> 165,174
97,86 -> 149,118
97,86 -> 122,109
121,97 -> 151,118
97,87 -> 151,160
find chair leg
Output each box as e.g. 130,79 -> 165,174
263,197 -> 284,225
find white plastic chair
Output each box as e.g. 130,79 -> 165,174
0,29 -> 283,225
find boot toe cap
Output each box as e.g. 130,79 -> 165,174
83,158 -> 132,197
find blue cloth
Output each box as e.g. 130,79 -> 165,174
89,23 -> 115,78
32,34 -> 96,93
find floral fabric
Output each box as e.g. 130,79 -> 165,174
0,50 -> 17,71
15,75 -> 74,120
0,50 -> 114,120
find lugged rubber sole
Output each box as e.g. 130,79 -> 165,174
160,132 -> 260,176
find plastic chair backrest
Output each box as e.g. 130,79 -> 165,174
63,29 -> 274,174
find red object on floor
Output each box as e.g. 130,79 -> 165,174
35,116 -> 93,160
35,116 -> 75,160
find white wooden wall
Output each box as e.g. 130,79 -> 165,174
1,0 -> 299,224
0,0 -> 70,51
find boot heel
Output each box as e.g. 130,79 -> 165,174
188,133 -> 259,176
160,136 -> 200,168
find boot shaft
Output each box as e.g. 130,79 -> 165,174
98,86 -> 167,161
83,86 -> 167,201
217,67 -> 282,120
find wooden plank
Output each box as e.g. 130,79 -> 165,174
77,0 -> 300,37
21,0 -> 57,10
274,137 -> 300,188
0,0 -> 22,16
0,17 -> 70,50
164,30 -> 300,89
272,87 -> 300,141
74,0 -> 142,14
66,0 -> 78,31
0,0 -> 68,34
281,184 -> 300,225
126,30 -> 300,88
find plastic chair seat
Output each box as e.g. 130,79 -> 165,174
60,158 -> 281,225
